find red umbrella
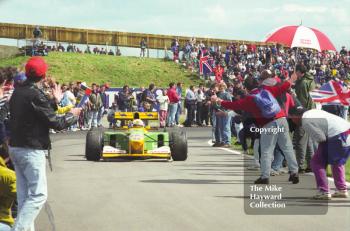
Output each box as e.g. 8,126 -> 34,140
264,25 -> 336,51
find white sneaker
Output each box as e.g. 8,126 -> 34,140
270,170 -> 280,176
312,191 -> 331,200
278,168 -> 289,174
332,190 -> 348,198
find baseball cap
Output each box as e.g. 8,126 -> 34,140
25,57 -> 48,78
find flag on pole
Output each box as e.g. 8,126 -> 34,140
310,80 -> 350,105
199,55 -> 213,75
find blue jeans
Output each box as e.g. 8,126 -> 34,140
9,147 -> 47,231
175,101 -> 182,124
271,145 -> 284,171
215,114 -> 232,145
97,107 -> 105,127
211,112 -> 217,142
259,118 -> 298,179
0,222 -> 11,231
87,110 -> 98,128
167,103 -> 178,126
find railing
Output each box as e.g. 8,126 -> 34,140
0,22 -> 274,50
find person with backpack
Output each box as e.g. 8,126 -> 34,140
211,70 -> 299,184
294,63 -> 316,173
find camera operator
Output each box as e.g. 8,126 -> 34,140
8,57 -> 81,231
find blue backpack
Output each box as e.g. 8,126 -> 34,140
253,89 -> 281,118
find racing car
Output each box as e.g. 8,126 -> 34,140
85,111 -> 187,161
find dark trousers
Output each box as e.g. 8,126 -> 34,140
185,104 -> 196,126
196,102 -> 204,125
239,125 -> 256,151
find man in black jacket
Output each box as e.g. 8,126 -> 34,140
9,57 -> 81,231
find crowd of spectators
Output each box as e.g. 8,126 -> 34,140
1,39 -> 350,230
27,42 -> 122,57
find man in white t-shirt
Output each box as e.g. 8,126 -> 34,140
290,108 -> 350,200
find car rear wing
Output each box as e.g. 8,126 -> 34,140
114,112 -> 159,121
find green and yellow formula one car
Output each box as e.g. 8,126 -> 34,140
85,112 -> 187,161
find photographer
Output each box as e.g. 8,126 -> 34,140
8,57 -> 81,231
118,85 -> 134,112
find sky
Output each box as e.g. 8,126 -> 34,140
0,0 -> 349,50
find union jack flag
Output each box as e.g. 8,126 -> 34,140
310,80 -> 350,105
199,55 -> 213,75
77,83 -> 92,108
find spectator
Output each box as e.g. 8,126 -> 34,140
107,102 -> 118,128
294,63 -> 316,173
290,108 -> 350,200
86,83 -> 102,129
8,57 -> 81,231
213,82 -> 232,147
211,72 -> 300,184
138,101 -> 152,112
97,84 -> 108,127
0,155 -> 16,231
57,43 -> 65,52
143,83 -> 157,110
167,82 -> 180,127
140,38 -> 147,58
108,49 -> 115,55
195,83 -> 206,126
175,82 -> 183,126
156,89 -> 169,128
184,86 -> 196,127
118,85 -> 133,112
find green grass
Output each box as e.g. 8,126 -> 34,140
231,137 -> 254,154
0,45 -> 20,59
0,52 -> 203,87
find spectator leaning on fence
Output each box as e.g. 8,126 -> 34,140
211,71 -> 300,185
8,57 -> 81,231
290,108 -> 350,200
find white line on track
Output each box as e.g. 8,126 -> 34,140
206,140 -> 241,155
206,139 -> 350,186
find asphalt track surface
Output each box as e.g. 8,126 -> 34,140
36,127 -> 350,231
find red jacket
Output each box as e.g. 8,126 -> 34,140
221,81 -> 291,127
167,87 -> 180,103
213,66 -> 224,83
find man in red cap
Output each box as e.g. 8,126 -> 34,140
9,57 -> 81,231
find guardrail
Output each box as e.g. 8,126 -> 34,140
0,22 -> 274,50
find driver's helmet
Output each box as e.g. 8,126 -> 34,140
132,119 -> 144,128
